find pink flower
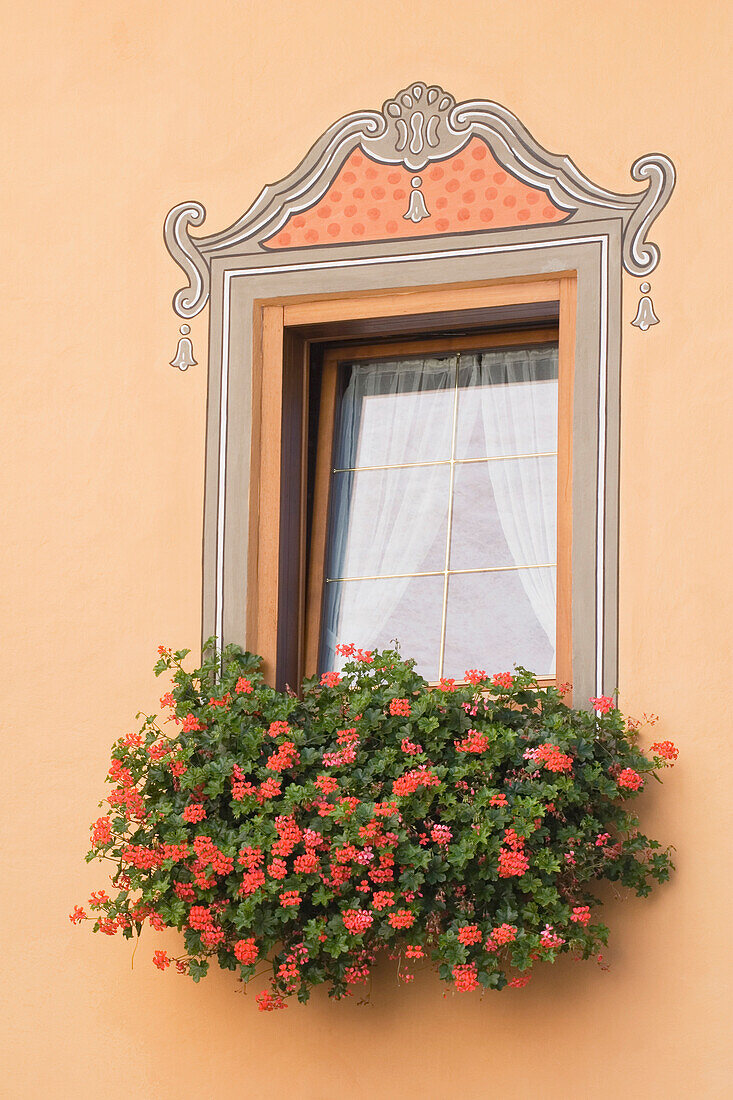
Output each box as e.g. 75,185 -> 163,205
182,801 -> 206,823
498,828 -> 529,876
256,989 -> 287,1011
390,698 -> 411,717
388,909 -> 415,929
651,740 -> 679,763
498,847 -> 530,877
458,924 -> 482,946
539,924 -> 565,950
617,767 -> 644,791
452,963 -> 479,991
392,767 -> 440,796
268,720 -> 290,738
523,742 -> 573,773
491,923 -> 517,946
343,909 -> 373,935
234,938 -> 258,965
455,729 -> 491,753
430,824 -> 452,846
90,816 -> 112,847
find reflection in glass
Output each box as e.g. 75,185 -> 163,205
333,355 -> 455,469
455,346 -> 558,460
449,457 -> 557,572
317,341 -> 560,679
322,575 -> 445,681
443,568 -> 557,679
328,465 -> 450,579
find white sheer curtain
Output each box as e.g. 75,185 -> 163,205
461,347 -> 558,660
321,356 -> 454,671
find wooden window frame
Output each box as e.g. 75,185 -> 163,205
305,327 -> 571,688
247,275 -> 576,695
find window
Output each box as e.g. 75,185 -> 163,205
167,82 -> 674,705
306,328 -> 570,684
216,273 -> 596,701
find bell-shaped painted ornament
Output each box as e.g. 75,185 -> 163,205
170,324 -> 198,371
403,176 -> 430,224
631,283 -> 660,332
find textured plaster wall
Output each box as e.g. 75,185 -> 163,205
2,2 -> 731,1097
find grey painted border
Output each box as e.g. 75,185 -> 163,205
164,82 -> 674,318
162,82 -> 677,700
201,221 -> 621,703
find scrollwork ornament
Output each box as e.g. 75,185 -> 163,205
362,83 -> 469,170
163,201 -> 209,318
622,155 -> 676,277
163,82 -> 676,322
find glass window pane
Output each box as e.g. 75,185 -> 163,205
442,568 -> 556,679
449,456 -> 557,571
327,465 -> 449,579
317,339 -> 561,678
455,345 -> 558,460
333,355 -> 455,469
321,575 -> 444,681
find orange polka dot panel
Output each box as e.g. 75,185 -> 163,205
264,137 -> 566,249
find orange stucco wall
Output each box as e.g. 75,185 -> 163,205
3,2 -> 731,1097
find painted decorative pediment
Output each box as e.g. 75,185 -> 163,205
262,137 -> 568,249
165,82 -> 675,318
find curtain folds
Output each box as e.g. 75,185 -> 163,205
462,348 -> 558,660
322,357 -> 454,672
319,344 -> 559,678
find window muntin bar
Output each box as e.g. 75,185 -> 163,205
325,564 -> 557,582
332,451 -> 557,474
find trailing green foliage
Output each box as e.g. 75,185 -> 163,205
74,643 -> 676,1007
